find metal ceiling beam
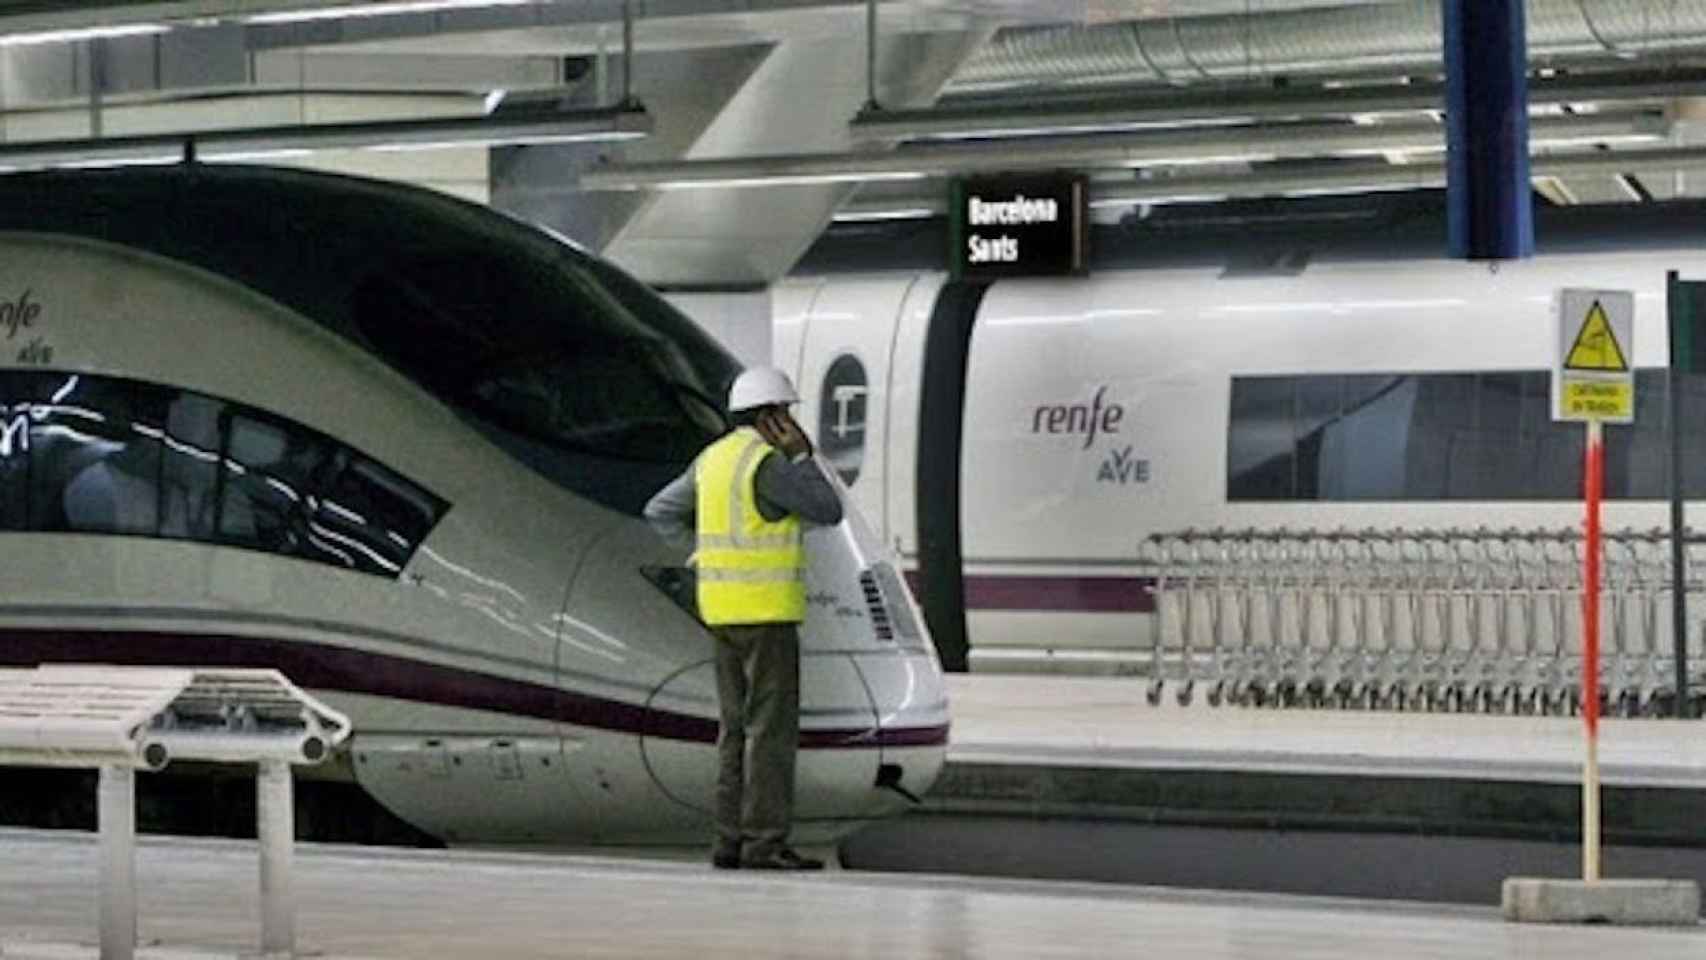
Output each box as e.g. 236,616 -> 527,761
0,0 -> 529,35
829,144 -> 1706,217
0,102 -> 649,169
850,67 -> 1706,142
578,112 -> 1659,190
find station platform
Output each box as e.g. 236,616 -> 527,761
836,675 -> 1706,898
944,674 -> 1706,787
0,827 -> 1699,959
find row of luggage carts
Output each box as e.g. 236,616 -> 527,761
1143,526 -> 1706,716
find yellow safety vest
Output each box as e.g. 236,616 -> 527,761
695,427 -> 806,625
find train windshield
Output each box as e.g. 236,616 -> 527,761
351,235 -> 737,515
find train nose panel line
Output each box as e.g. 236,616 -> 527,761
875,763 -> 923,804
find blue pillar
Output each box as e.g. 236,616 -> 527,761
1444,0 -> 1533,260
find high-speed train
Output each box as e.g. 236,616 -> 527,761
776,204 -> 1706,672
0,164 -> 946,847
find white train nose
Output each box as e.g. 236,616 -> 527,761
796,472 -> 949,815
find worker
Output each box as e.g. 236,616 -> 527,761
643,367 -> 843,870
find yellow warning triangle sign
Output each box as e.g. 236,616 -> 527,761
1564,300 -> 1630,372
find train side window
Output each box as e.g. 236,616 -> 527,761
1404,373 -> 1475,499
27,374 -> 162,536
1331,375 -> 1412,501
1448,373 -> 1527,500
312,448 -> 446,574
1293,377 -> 1342,500
1227,376 -> 1297,500
0,373 -> 61,530
1678,372 -> 1706,497
156,391 -> 225,540
216,413 -> 331,561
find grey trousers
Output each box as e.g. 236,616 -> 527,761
712,622 -> 800,859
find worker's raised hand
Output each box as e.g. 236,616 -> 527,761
759,409 -> 813,460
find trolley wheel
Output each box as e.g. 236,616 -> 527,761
1646,691 -> 1676,718
1145,679 -> 1164,707
1303,680 -> 1325,709
1499,684 -> 1521,714
1333,682 -> 1355,709
1176,681 -> 1195,707
1245,682 -> 1268,708
1477,685 -> 1493,714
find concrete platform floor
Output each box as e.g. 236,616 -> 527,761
949,674 -> 1706,786
0,828 -> 1700,959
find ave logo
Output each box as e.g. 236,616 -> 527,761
1098,446 -> 1149,486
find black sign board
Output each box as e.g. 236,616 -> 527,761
950,174 -> 1089,280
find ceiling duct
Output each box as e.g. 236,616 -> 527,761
951,0 -> 1706,94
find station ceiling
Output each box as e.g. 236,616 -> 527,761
0,0 -> 1703,283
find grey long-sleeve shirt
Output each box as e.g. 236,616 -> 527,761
643,447 -> 844,550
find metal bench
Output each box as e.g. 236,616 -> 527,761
0,665 -> 352,959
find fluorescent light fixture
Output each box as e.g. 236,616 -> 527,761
244,0 -> 532,25
53,154 -> 182,170
1281,183 -> 1436,199
363,128 -> 643,152
1130,152 -> 1278,168
0,104 -> 649,171
830,207 -> 939,223
652,170 -> 926,190
200,148 -> 316,163
1087,192 -> 1230,208
1531,132 -> 1666,148
0,23 -> 169,46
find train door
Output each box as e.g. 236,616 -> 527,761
882,275 -> 948,562
794,274 -> 926,548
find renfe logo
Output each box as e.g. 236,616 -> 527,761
0,289 -> 40,340
1031,386 -> 1124,450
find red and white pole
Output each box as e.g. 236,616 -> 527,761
1583,417 -> 1604,883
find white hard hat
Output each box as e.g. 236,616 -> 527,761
728,367 -> 800,413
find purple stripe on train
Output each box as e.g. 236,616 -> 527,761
0,628 -> 948,750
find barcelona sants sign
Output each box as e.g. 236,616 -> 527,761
950,173 -> 1089,280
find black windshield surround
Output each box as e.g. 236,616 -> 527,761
0,166 -> 737,516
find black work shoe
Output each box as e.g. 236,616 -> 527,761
741,848 -> 824,870
711,850 -> 742,870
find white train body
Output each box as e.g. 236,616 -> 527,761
0,167 -> 946,847
779,245 -> 1695,669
